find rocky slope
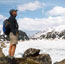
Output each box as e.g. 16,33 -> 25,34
0,30 -> 29,41
54,59 -> 65,64
0,48 -> 52,64
18,30 -> 29,40
31,28 -> 65,40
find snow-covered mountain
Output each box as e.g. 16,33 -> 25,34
31,26 -> 65,39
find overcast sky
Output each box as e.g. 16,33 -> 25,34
0,0 -> 65,36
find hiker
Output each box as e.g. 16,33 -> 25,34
7,9 -> 19,63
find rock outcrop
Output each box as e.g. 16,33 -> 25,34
18,30 -> 29,41
0,48 -> 52,64
0,30 -> 29,41
0,42 -> 6,58
23,48 -> 52,64
31,29 -> 65,40
23,48 -> 40,57
0,48 -> 5,58
54,59 -> 65,64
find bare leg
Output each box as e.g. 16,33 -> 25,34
9,43 -> 12,56
11,44 -> 16,56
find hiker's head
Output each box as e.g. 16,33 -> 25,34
9,9 -> 18,17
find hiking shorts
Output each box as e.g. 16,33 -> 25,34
9,32 -> 18,45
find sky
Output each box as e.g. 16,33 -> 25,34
0,0 -> 65,36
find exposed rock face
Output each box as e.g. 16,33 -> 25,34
0,48 -> 52,64
0,30 -> 29,41
23,48 -> 52,64
31,30 -> 60,40
0,42 -> 6,58
18,30 -> 29,41
45,32 -> 57,39
23,48 -> 40,57
0,58 -> 42,64
54,59 -> 65,64
31,29 -> 65,40
1,42 -> 6,48
0,48 -> 5,58
31,54 -> 52,64
59,30 -> 65,37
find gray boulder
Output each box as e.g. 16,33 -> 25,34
23,48 -> 52,64
32,54 -> 52,64
0,48 -> 5,58
54,59 -> 65,64
23,48 -> 40,57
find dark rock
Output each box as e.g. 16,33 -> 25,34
23,48 -> 52,64
0,58 -> 42,64
31,30 -> 61,40
45,31 -> 59,39
23,48 -> 40,57
16,58 -> 42,64
40,35 -> 45,38
0,48 -> 5,58
59,30 -> 65,37
18,30 -> 29,41
62,35 -> 65,39
54,59 -> 65,64
0,55 -> 52,64
1,42 -> 6,48
0,57 -> 52,64
0,48 -> 52,64
30,54 -> 52,64
0,30 -> 29,41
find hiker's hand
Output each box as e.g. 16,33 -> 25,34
16,32 -> 18,35
16,30 -> 19,34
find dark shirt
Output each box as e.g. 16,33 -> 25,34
8,16 -> 19,35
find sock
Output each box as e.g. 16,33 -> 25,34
10,56 -> 14,59
8,55 -> 11,58
8,55 -> 14,59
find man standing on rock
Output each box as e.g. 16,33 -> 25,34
8,9 -> 19,63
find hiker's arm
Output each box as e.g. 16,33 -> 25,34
16,20 -> 19,33
15,19 -> 19,30
8,19 -> 17,35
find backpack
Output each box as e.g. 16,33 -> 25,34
3,19 -> 10,35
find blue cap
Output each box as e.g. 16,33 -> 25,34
9,9 -> 18,15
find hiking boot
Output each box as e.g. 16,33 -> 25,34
7,58 -> 12,64
7,57 -> 17,64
